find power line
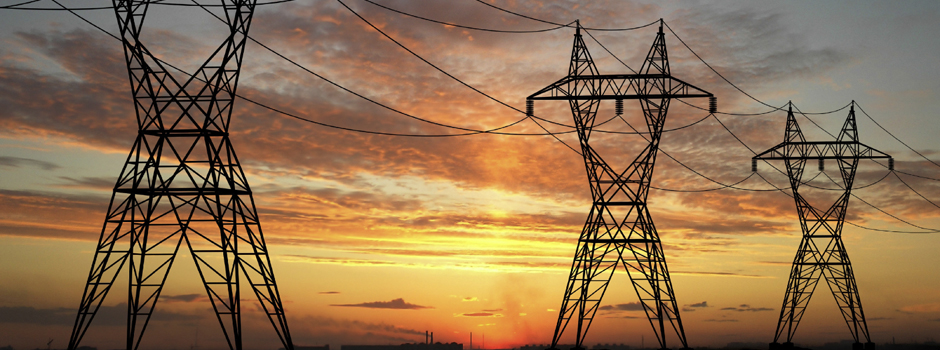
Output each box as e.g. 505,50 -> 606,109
46,0 -> 940,164
721,108 -> 939,233
334,0 -> 531,113
582,28 -> 637,74
893,171 -> 940,210
891,168 -> 940,182
662,21 -> 782,112
363,0 -> 569,33
662,21 -> 860,116
682,98 -> 851,117
537,21 -> 805,192
472,0 -> 659,31
48,1 -> 940,232
338,0 -> 723,152
53,0 -> 543,138
649,171 -> 832,193
339,0 -> 734,140
753,169 -> 937,234
335,0 -> 580,153
571,22 -> 940,233
618,114 -> 789,192
706,99 -> 939,233
583,25 -> 853,118
342,2 -> 679,135
2,0 -> 293,10
816,170 -> 892,191
183,0 -> 709,139
344,5 -> 905,196
791,103 -> 838,139
584,25 -> 790,117
324,2 -> 727,137
255,6 -> 714,138
856,102 -> 940,170
578,29 -> 800,192
246,33 -> 546,137
49,0 -> 681,151
59,0 -> 588,140
660,15 -> 937,188
59,0 -> 774,191
787,102 -> 940,191
650,172 -> 755,192
0,0 -> 39,9
824,172 -> 940,233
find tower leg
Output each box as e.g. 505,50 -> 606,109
69,134 -> 163,350
185,174 -> 293,349
550,215 -> 621,349
773,235 -> 825,343
68,186 -> 135,349
820,236 -> 870,343
618,229 -> 685,350
127,194 -> 186,350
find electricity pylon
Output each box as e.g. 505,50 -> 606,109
527,20 -> 713,350
67,2 -> 293,350
754,103 -> 890,350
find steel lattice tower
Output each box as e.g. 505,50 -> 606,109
754,103 -> 890,350
527,21 -> 713,350
67,2 -> 293,350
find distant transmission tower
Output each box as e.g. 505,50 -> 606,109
527,20 -> 713,350
754,103 -> 890,350
67,2 -> 293,350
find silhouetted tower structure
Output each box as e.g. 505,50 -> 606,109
753,103 -> 890,350
527,20 -> 713,350
67,2 -> 293,350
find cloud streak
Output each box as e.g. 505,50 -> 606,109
331,298 -> 432,310
0,156 -> 60,171
599,302 -> 645,312
720,304 -> 774,312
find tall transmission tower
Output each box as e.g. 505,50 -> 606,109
527,20 -> 713,350
754,103 -> 890,350
67,2 -> 293,350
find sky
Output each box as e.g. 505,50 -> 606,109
1,0 -> 940,349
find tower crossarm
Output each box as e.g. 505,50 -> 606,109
753,141 -> 892,161
527,74 -> 713,101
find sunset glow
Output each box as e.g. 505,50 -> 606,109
1,1 -> 940,350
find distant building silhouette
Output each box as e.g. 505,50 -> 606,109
516,344 -> 574,350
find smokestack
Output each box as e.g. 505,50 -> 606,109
470,332 -> 473,350
426,331 -> 429,345
431,332 -> 434,345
